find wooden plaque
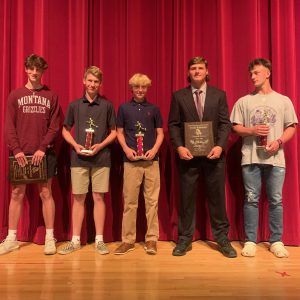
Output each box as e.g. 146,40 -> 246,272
9,155 -> 48,184
184,122 -> 214,156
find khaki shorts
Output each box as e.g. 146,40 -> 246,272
71,167 -> 110,194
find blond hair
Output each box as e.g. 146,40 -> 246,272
128,73 -> 151,87
84,66 -> 103,82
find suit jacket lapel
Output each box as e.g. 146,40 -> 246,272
203,85 -> 213,120
183,87 -> 199,121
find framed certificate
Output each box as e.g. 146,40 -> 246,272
184,122 -> 214,156
9,155 -> 48,184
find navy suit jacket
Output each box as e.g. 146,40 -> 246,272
168,85 -> 231,155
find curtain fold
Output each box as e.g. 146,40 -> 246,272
0,0 -> 299,245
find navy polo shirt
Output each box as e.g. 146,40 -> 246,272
64,94 -> 116,168
117,98 -> 163,162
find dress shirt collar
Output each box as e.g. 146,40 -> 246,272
191,82 -> 207,95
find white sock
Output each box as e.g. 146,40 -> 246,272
45,229 -> 54,240
95,235 -> 103,244
7,230 -> 17,241
71,235 -> 80,245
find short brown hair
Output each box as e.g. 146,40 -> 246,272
24,54 -> 48,70
248,58 -> 272,72
84,66 -> 103,82
187,56 -> 210,82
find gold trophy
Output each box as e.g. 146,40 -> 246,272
81,117 -> 98,154
135,121 -> 146,160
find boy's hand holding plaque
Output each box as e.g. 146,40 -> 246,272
184,121 -> 214,156
9,155 -> 47,184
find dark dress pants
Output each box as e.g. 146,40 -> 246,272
177,157 -> 230,244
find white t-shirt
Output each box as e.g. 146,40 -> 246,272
230,91 -> 298,167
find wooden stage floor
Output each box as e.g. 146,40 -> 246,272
0,241 -> 299,299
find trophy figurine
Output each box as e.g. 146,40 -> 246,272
81,117 -> 98,153
135,121 -> 146,160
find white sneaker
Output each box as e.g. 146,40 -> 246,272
270,241 -> 289,258
58,241 -> 81,255
95,241 -> 109,255
0,239 -> 19,255
241,241 -> 257,257
44,238 -> 57,255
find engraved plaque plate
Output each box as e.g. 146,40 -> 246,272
9,155 -> 48,184
184,122 -> 214,156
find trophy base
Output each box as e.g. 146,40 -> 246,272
81,149 -> 93,154
134,155 -> 146,160
256,145 -> 266,149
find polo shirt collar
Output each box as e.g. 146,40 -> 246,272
131,98 -> 148,106
82,94 -> 100,105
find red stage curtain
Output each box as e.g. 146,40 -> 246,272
0,0 -> 299,245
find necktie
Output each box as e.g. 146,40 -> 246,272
195,90 -> 203,121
